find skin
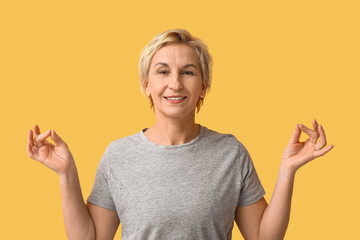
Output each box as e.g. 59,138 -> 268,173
143,43 -> 206,145
27,43 -> 334,240
236,121 -> 333,240
27,126 -> 119,240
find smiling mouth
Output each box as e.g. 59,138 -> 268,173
164,96 -> 187,100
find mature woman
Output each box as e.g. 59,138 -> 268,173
26,29 -> 333,240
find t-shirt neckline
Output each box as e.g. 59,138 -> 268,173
139,125 -> 205,149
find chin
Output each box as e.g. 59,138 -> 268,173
155,107 -> 196,119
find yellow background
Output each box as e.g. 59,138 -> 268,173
1,0 -> 359,239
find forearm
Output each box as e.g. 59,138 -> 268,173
59,165 -> 95,240
259,167 -> 295,240
255,120 -> 333,239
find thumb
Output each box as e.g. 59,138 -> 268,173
50,129 -> 67,146
288,124 -> 301,144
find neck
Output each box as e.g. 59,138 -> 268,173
144,112 -> 200,146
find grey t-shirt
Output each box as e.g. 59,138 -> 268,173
87,125 -> 265,240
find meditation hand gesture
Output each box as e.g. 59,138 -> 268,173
281,120 -> 334,174
26,124 -> 75,175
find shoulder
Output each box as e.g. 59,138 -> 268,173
105,130 -> 144,155
201,126 -> 247,152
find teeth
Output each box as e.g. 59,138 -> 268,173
167,97 -> 185,100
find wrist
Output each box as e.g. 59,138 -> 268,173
279,161 -> 297,179
58,162 -> 78,180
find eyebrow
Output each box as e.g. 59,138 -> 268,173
154,62 -> 197,69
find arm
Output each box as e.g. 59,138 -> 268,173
87,202 -> 120,240
27,124 -> 119,240
235,120 -> 334,240
59,164 -> 119,240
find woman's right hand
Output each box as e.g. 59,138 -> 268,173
26,124 -> 75,176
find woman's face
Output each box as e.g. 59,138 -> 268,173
145,43 -> 205,119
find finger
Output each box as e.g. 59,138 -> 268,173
26,142 -> 38,158
315,125 -> 327,150
313,144 -> 334,158
26,130 -> 34,157
312,119 -> 319,131
51,129 -> 67,147
27,144 -> 42,161
27,129 -> 34,146
26,142 -> 33,157
26,129 -> 40,159
288,124 -> 302,144
299,123 -> 319,144
34,129 -> 51,147
33,124 -> 41,137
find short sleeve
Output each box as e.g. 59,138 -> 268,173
87,146 -> 117,211
237,142 -> 266,207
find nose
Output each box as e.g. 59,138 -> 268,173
168,73 -> 183,90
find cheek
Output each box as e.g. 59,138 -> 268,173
146,81 -> 164,98
190,81 -> 204,96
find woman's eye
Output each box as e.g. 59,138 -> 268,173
158,70 -> 169,75
182,71 -> 194,75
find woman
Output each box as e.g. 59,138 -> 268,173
26,29 -> 333,240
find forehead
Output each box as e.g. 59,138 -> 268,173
151,43 -> 199,67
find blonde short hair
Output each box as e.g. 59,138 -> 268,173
139,29 -> 213,112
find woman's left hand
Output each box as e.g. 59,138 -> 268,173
281,119 -> 334,174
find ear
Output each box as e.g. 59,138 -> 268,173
144,81 -> 151,97
200,85 -> 206,98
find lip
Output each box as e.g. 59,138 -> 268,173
164,95 -> 187,104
